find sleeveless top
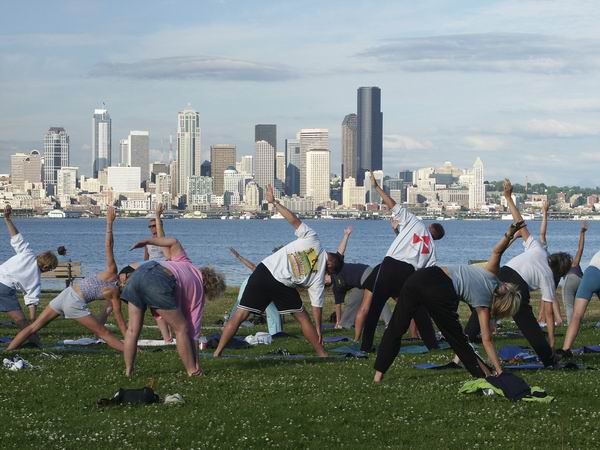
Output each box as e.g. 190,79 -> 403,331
79,275 -> 118,302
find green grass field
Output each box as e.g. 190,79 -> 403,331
2,288 -> 600,449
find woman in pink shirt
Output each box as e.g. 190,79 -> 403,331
122,236 -> 225,377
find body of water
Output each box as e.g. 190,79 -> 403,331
2,218 -> 600,286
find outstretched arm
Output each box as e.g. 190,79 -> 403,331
503,179 -> 530,241
266,184 -> 301,229
573,222 -> 588,267
540,200 -> 549,246
105,207 -> 117,275
477,307 -> 502,375
131,236 -> 183,257
229,247 -> 256,271
336,226 -> 353,256
372,176 -> 395,210
3,205 -> 18,237
485,221 -> 525,275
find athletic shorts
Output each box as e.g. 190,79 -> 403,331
361,263 -> 380,292
0,282 -> 20,312
575,266 -> 600,301
238,263 -> 303,315
49,286 -> 91,319
121,261 -> 177,311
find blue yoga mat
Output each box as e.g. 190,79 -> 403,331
323,336 -> 352,343
400,345 -> 429,354
330,344 -> 361,353
414,362 -> 462,370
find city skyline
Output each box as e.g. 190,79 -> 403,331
2,1 -> 600,187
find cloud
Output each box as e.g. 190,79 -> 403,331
384,134 -> 433,150
519,119 -> 598,137
358,33 -> 599,74
464,135 -> 504,151
89,55 -> 299,81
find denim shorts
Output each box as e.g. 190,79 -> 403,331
576,266 -> 600,301
49,287 -> 91,319
120,261 -> 177,311
0,282 -> 20,312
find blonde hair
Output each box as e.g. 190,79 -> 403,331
37,251 -> 58,272
491,282 -> 521,318
200,266 -> 226,300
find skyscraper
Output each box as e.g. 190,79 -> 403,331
285,137 -> 301,196
119,139 -> 129,166
210,144 -> 236,196
254,140 -> 275,200
276,152 -> 286,184
44,127 -> 70,195
299,128 -> 328,197
255,124 -> 277,150
177,106 -> 201,196
92,109 -> 111,177
306,149 -> 330,205
127,131 -> 150,183
240,155 -> 254,176
357,87 -> 383,185
341,113 -> 358,181
11,151 -> 42,190
56,166 -> 78,199
469,157 -> 485,210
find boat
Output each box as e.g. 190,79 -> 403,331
501,213 -> 534,220
47,210 -> 66,218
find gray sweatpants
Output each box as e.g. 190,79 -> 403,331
338,267 -> 393,329
562,273 -> 582,325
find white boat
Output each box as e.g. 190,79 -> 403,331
501,213 -> 534,220
47,210 -> 66,218
271,213 -> 285,219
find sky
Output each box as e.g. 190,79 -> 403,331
1,0 -> 599,186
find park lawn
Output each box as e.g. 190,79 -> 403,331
2,288 -> 600,449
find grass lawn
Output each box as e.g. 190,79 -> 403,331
2,288 -> 600,449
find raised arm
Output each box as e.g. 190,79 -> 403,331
372,176 -> 396,210
155,203 -> 165,238
573,222 -> 588,267
485,221 -> 525,275
229,247 -> 256,271
105,206 -> 117,275
266,184 -> 301,229
503,179 -> 530,241
3,205 -> 18,237
336,226 -> 353,256
540,200 -> 549,246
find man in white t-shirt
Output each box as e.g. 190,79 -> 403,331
357,177 -> 445,352
214,185 -> 343,357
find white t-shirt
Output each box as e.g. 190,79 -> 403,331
0,233 -> 42,306
146,244 -> 166,261
506,236 -> 555,303
589,250 -> 600,270
385,204 -> 437,269
261,223 -> 326,308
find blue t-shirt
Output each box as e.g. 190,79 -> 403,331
446,265 -> 498,308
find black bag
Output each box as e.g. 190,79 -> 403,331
97,387 -> 160,407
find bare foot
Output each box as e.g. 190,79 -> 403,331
374,371 -> 384,383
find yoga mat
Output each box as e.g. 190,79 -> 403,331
583,345 -> 600,353
271,332 -> 298,339
323,336 -> 352,343
504,362 -> 584,370
50,345 -> 104,353
399,345 -> 429,354
62,338 -> 105,346
498,345 -> 537,362
330,344 -> 361,354
415,362 -> 462,370
137,339 -> 176,347
0,336 -> 12,343
437,341 -> 451,350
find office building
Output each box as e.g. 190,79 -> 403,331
106,166 -> 141,193
127,131 -> 150,183
306,149 -> 330,205
299,128 -> 328,196
44,127 -> 70,195
357,87 -> 382,184
56,166 -> 78,198
342,177 -> 366,207
285,137 -> 301,196
11,151 -> 42,189
210,144 -> 236,196
469,157 -> 485,210
92,109 -> 111,177
177,107 -> 201,196
254,140 -> 275,199
255,124 -> 277,150
341,113 -> 358,180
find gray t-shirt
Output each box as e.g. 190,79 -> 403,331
446,265 -> 498,309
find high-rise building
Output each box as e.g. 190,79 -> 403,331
341,113 -> 358,181
357,87 -> 383,184
276,152 -> 286,184
43,127 -> 70,195
150,163 -> 169,183
255,124 -> 277,150
343,177 -> 366,207
119,139 -> 129,166
306,149 -> 330,205
469,157 -> 485,210
187,175 -> 213,206
11,151 -> 42,189
299,129 -> 328,196
127,131 -> 150,183
254,140 -> 276,200
177,107 -> 201,196
244,181 -> 260,210
106,166 -> 141,193
240,155 -> 254,176
224,167 -> 246,200
92,109 -> 111,177
200,160 -> 211,177
210,144 -> 236,196
285,137 -> 301,196
169,160 -> 178,196
56,166 -> 78,199
155,172 -> 171,195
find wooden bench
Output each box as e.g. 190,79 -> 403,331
42,262 -> 83,286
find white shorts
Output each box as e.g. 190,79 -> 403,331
49,287 -> 91,319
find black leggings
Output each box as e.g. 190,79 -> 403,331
374,267 -> 486,377
360,257 -> 437,352
463,265 -> 554,366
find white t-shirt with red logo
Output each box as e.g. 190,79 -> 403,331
384,205 -> 437,269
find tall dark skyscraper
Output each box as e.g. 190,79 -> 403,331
357,87 -> 382,185
341,113 -> 358,181
255,124 -> 277,150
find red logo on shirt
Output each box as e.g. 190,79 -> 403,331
412,234 -> 431,254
